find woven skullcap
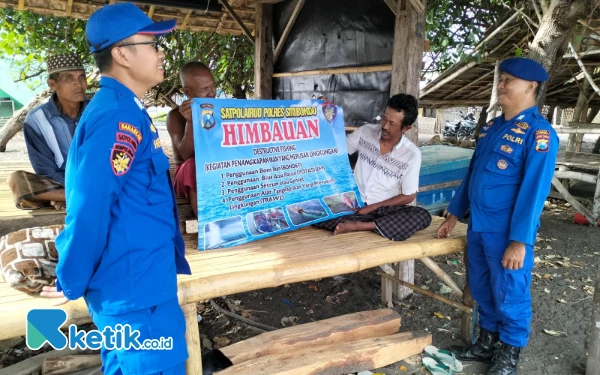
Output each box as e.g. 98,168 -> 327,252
47,53 -> 85,75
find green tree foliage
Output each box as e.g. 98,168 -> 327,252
424,0 -> 511,77
0,7 -> 254,105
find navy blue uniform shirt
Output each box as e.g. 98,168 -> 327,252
448,106 -> 559,246
55,77 -> 191,315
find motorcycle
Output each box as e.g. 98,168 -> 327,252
443,111 -> 477,141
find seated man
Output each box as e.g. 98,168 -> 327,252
7,53 -> 89,210
167,61 -> 217,217
314,93 -> 432,241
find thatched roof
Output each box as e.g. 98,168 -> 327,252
420,6 -> 600,109
0,0 -> 271,36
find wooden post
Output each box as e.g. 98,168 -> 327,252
461,246 -> 476,345
594,168 -> 600,221
389,0 -> 427,300
254,4 -> 273,99
568,79 -> 590,152
586,249 -> 600,375
486,61 -> 500,122
183,303 -> 202,375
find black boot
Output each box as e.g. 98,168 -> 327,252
449,327 -> 501,362
486,342 -> 520,375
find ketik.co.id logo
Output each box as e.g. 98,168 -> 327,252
26,309 -> 68,350
26,308 -> 173,351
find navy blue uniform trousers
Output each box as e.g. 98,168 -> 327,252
467,227 -> 534,348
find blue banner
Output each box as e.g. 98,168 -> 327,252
191,99 -> 364,250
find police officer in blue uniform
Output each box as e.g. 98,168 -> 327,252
437,57 -> 559,375
40,3 -> 191,375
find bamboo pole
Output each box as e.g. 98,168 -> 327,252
554,171 -> 597,184
181,10 -> 192,29
378,273 -> 472,313
383,0 -> 398,15
273,64 -> 392,78
221,0 -> 255,44
594,168 -> 600,220
551,176 -> 597,225
147,5 -> 155,18
420,257 -> 464,298
421,9 -> 522,98
183,303 -> 202,375
66,0 -> 73,17
273,0 -> 305,62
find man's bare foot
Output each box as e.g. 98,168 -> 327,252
333,221 -> 376,235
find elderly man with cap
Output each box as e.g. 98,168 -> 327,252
437,57 -> 559,375
39,3 -> 191,375
7,53 -> 89,211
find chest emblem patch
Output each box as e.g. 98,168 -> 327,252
497,159 -> 508,170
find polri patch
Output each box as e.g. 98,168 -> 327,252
118,122 -> 142,142
111,144 -> 135,176
535,129 -> 550,152
497,159 -> 508,170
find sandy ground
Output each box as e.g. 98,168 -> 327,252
0,122 -> 599,374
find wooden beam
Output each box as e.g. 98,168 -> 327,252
181,10 -> 192,29
554,170 -> 597,184
108,0 -> 115,4
273,64 -> 392,78
442,70 -> 494,99
420,99 -> 491,106
217,331 -> 432,375
379,273 -> 472,313
551,176 -> 597,225
42,355 -> 101,375
221,0 -> 255,44
273,0 -> 305,63
66,0 -> 73,17
254,3 -> 273,99
419,180 -> 462,192
221,309 -> 401,365
420,257 -> 463,298
407,0 -> 424,13
554,127 -> 600,134
383,0 -> 397,15
147,5 -> 155,18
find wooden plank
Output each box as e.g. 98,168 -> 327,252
221,0 -> 254,44
419,180 -> 462,192
273,0 -> 305,62
221,309 -> 401,364
0,348 -> 81,375
42,355 -> 101,375
383,0 -> 397,15
554,127 -> 600,134
215,331 -> 432,375
272,64 -> 392,78
254,4 -> 273,99
183,303 -> 202,375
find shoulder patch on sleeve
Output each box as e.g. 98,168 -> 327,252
118,122 -> 142,143
111,144 -> 135,176
534,129 -> 550,152
116,132 -> 138,152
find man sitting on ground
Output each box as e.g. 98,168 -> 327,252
7,53 -> 89,210
166,61 -> 217,217
314,93 -> 432,241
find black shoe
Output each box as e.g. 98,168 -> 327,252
486,342 -> 521,375
449,327 -> 501,362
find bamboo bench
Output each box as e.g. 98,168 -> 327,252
0,215 -> 470,373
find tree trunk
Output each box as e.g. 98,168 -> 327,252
474,105 -> 488,143
527,0 -> 594,106
547,105 -> 556,124
0,89 -> 51,152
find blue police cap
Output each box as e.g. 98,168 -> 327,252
86,3 -> 176,53
499,57 -> 549,82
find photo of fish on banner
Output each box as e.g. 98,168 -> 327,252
246,207 -> 290,235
